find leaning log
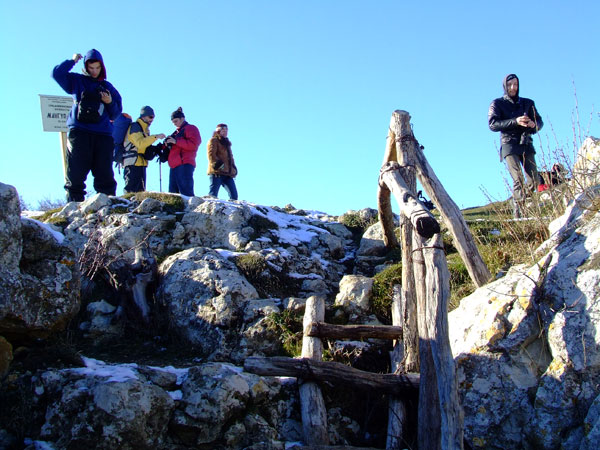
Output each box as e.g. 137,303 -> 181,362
243,357 -> 420,396
300,296 -> 329,445
305,322 -> 402,340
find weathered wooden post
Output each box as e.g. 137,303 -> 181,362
299,295 -> 329,445
379,110 -> 464,449
422,234 -> 464,449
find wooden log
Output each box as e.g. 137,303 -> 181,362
393,110 -> 420,373
305,322 -> 402,340
422,235 -> 464,449
386,285 -> 407,449
300,296 -> 329,445
392,110 -> 492,287
414,232 -> 441,450
377,182 -> 399,248
377,121 -> 400,248
243,357 -> 420,395
379,163 -> 440,239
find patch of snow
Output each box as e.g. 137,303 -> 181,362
21,217 -> 65,244
69,357 -> 139,383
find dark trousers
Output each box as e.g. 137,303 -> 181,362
169,164 -> 195,196
209,175 -> 238,200
505,152 -> 538,202
65,128 -> 116,202
123,165 -> 147,193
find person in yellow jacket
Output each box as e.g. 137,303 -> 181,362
122,106 -> 166,193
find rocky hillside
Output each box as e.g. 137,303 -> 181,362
0,136 -> 599,450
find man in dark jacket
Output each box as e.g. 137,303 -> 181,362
53,49 -> 122,202
488,74 -> 543,217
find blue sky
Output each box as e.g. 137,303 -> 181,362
1,1 -> 598,215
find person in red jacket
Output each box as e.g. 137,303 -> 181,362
165,107 -> 201,196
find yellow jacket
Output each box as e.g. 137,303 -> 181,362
123,119 -> 160,167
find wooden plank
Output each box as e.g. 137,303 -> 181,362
300,296 -> 329,445
305,322 -> 402,340
243,356 -> 420,395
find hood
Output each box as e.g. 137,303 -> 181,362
502,73 -> 519,99
82,48 -> 107,81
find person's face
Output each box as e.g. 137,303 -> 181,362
142,115 -> 154,125
86,61 -> 102,79
172,117 -> 184,128
219,127 -> 228,138
507,78 -> 519,97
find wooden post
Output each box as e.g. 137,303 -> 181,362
300,296 -> 329,445
59,131 -> 69,181
378,125 -> 400,248
391,110 -> 491,287
422,234 -> 463,449
414,232 -> 441,450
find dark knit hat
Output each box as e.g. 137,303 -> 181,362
216,123 -> 228,130
140,106 -> 155,118
171,107 -> 185,120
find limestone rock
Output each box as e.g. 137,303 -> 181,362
334,275 -> 374,314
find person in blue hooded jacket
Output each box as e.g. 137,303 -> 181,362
52,49 -> 122,202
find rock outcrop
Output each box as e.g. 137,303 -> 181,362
449,191 -> 600,449
0,182 -> 81,341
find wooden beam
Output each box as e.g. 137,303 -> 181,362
305,322 -> 402,340
243,356 -> 420,396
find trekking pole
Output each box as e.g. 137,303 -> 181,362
159,161 -> 162,192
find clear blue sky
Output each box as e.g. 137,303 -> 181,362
1,1 -> 598,215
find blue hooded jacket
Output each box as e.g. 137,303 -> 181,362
52,49 -> 122,135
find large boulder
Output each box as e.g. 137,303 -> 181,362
450,195 -> 600,449
157,247 -> 259,359
0,183 -> 81,341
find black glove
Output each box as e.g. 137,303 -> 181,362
158,145 -> 170,163
144,144 -> 161,161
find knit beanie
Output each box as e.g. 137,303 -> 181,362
140,106 -> 155,118
216,123 -> 228,131
171,107 -> 185,120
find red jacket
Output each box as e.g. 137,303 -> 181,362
168,122 -> 201,168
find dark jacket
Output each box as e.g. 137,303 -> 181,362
488,74 -> 543,160
52,49 -> 122,136
167,122 -> 201,169
207,133 -> 237,177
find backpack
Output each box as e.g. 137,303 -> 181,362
112,113 -> 132,166
77,86 -> 106,123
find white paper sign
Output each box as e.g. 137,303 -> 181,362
39,94 -> 73,132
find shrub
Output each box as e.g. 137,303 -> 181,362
265,310 -> 303,356
370,263 -> 402,324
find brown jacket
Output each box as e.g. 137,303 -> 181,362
207,133 -> 237,177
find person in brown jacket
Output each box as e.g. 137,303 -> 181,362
207,123 -> 238,200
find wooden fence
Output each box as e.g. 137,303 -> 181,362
245,110 -> 492,449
